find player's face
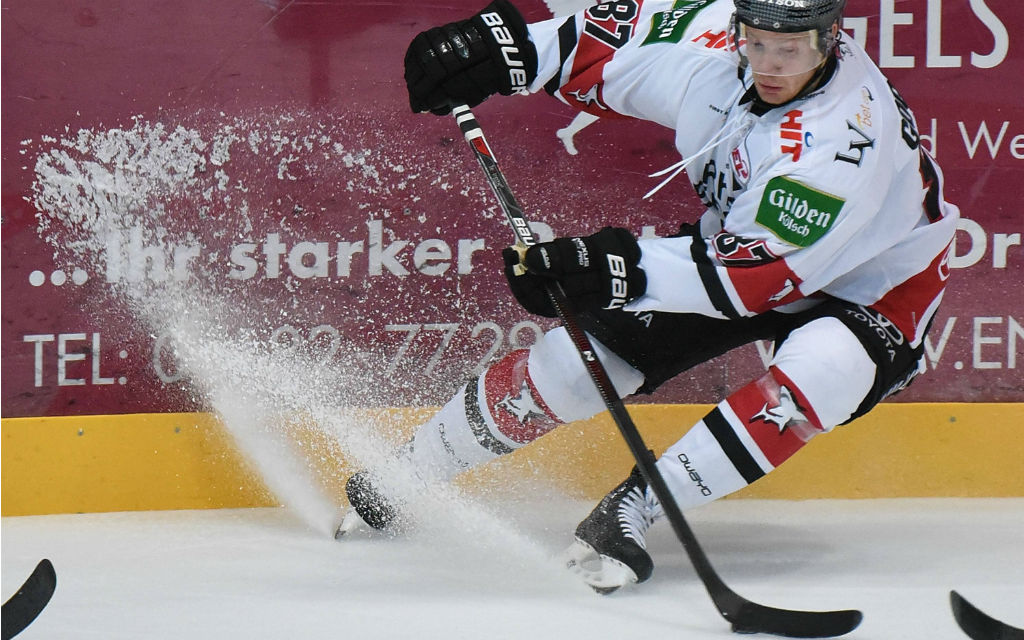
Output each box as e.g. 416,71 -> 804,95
741,26 -> 824,104
751,65 -> 818,105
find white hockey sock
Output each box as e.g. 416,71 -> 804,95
407,349 -> 563,481
655,367 -> 825,510
406,326 -> 645,482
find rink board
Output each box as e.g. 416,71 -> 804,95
3,0 -> 1023,421
2,0 -> 1022,518
2,402 -> 1022,516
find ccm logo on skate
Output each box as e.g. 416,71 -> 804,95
480,12 -> 529,93
603,253 -> 629,310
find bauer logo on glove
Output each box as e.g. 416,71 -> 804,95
604,253 -> 632,310
503,227 -> 647,316
403,0 -> 538,115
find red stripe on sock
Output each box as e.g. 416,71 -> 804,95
481,350 -> 561,444
725,369 -> 821,468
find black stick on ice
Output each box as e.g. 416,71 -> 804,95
951,590 -> 1024,640
2,559 -> 56,640
451,104 -> 862,638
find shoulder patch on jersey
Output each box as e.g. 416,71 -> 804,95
755,176 -> 844,247
641,0 -> 715,46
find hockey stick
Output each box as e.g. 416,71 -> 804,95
451,104 -> 862,638
2,559 -> 56,640
951,590 -> 1024,640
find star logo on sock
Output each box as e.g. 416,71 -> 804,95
751,385 -> 808,433
496,380 -> 548,424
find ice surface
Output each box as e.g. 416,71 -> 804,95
2,498 -> 1022,639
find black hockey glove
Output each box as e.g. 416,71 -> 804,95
503,227 -> 647,317
404,0 -> 538,115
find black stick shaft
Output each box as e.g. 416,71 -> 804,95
452,100 -> 736,609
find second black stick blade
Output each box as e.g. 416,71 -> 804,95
950,590 -> 1024,640
1,559 -> 57,640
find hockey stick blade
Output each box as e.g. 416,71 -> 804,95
679,515 -> 861,637
451,104 -> 862,638
2,559 -> 57,640
950,590 -> 1024,640
727,598 -> 862,637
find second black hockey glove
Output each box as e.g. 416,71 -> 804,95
404,0 -> 538,115
503,227 -> 647,316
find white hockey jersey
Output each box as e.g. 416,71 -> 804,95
525,0 -> 958,347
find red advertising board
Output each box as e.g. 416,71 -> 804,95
2,0 -> 1022,420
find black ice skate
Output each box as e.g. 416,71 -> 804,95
566,466 -> 663,594
334,471 -> 405,538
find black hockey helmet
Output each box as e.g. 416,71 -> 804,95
733,0 -> 845,55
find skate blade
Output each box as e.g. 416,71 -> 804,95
334,509 -> 366,540
564,538 -> 638,595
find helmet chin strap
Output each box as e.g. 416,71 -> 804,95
736,55 -> 749,86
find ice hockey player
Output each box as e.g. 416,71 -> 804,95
341,0 -> 959,592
